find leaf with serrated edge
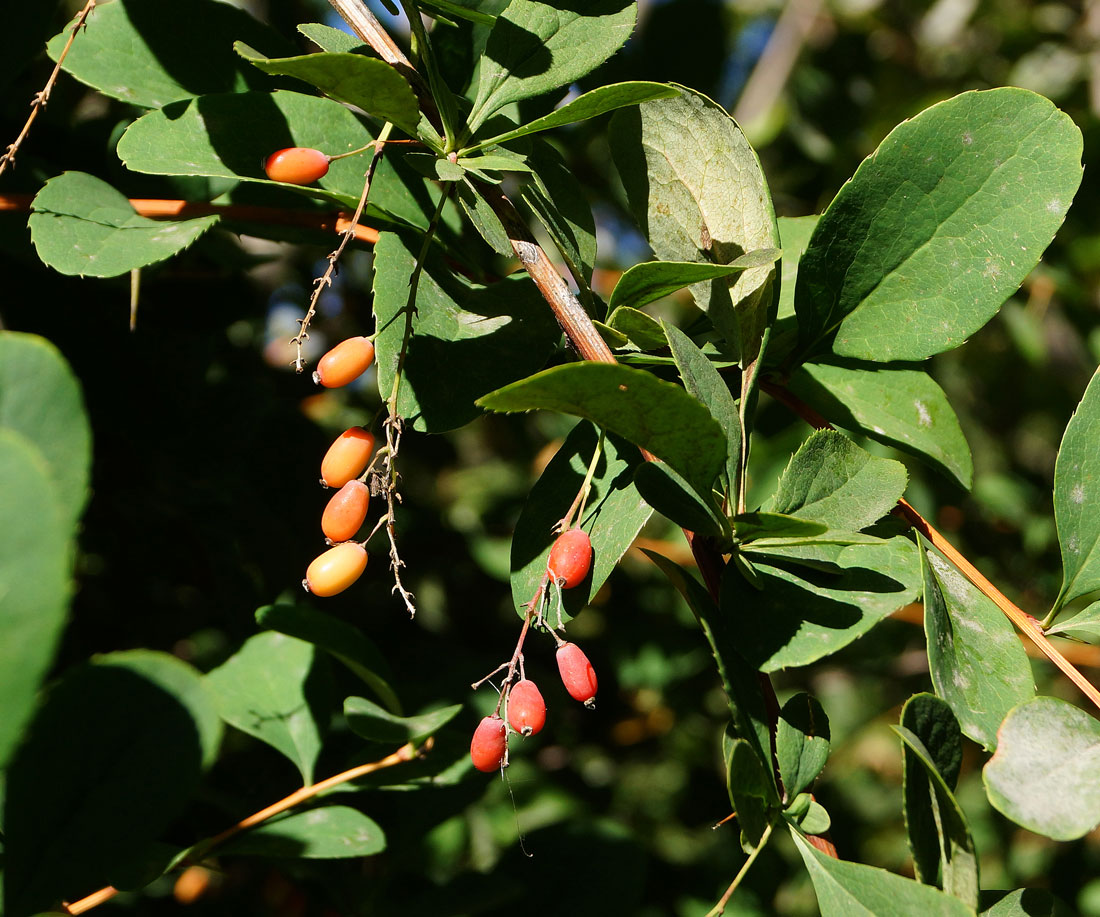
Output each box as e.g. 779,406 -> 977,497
984,696 -> 1100,841
373,233 -> 560,432
772,430 -> 908,532
795,88 -> 1082,362
1052,366 -> 1100,613
510,424 -> 651,620
920,540 -> 1034,750
480,362 -> 726,494
468,0 -> 637,134
610,87 -> 779,367
792,829 -> 976,917
218,806 -> 385,858
30,172 -> 218,278
205,632 -> 332,784
235,44 -> 420,135
787,360 -> 973,490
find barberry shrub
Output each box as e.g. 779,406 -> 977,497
3,0 -> 1100,915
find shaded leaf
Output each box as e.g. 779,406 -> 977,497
777,693 -> 831,799
776,215 -> 819,321
980,889 -> 1073,917
372,232 -> 560,432
1052,366 -> 1100,613
235,44 -> 420,135
607,307 -> 667,351
204,631 -> 333,784
30,172 -> 218,278
610,252 -> 780,313
920,540 -> 1035,750
772,430 -> 908,532
787,360 -> 973,490
479,362 -> 726,494
510,424 -> 651,620
456,177 -> 515,254
1045,601 -> 1100,641
3,652 -> 221,917
984,696 -> 1100,841
724,732 -> 776,847
795,88 -> 1082,362
634,461 -> 729,540
345,696 -> 462,745
468,0 -> 637,134
298,22 -> 371,54
219,806 -> 385,859
732,512 -> 827,543
792,829 -> 976,917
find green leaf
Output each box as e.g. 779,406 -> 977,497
436,158 -> 468,182
1045,601 -> 1100,641
204,631 -> 333,784
372,232 -> 560,432
634,461 -> 729,540
980,889 -> 1073,916
607,307 -> 667,351
474,81 -> 675,148
732,512 -> 828,543
521,138 -> 597,292
48,0 -> 293,108
255,603 -> 402,715
298,22 -> 371,54
772,430 -> 908,532
792,829 -> 977,917
457,154 -> 535,175
218,806 -> 385,859
897,696 -> 979,910
3,651 -> 221,917
235,44 -> 421,135
510,424 -> 652,620
610,86 -> 779,367
0,332 -> 91,527
724,536 -> 922,672
724,733 -> 777,846
0,432 -> 70,772
786,360 -> 973,490
1052,366 -> 1100,613
795,88 -> 1082,362
479,362 -> 726,494
29,172 -> 219,278
467,0 -> 638,134
645,551 -> 772,776
984,696 -> 1100,840
663,320 -> 742,495
776,215 -> 819,321
777,693 -> 831,799
345,696 -> 462,745
456,177 -> 515,255
920,540 -> 1035,750
418,0 -> 496,26
118,91 -> 436,228
609,252 -> 780,313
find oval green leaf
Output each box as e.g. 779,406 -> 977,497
218,805 -> 385,859
345,696 -> 462,745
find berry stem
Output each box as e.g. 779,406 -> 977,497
556,430 -> 604,533
704,822 -> 773,917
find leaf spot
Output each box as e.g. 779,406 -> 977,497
618,384 -> 628,391
1047,197 -> 1063,214
1072,482 -> 1086,505
914,400 -> 931,426
962,130 -> 974,145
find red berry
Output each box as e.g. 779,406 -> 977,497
507,680 -> 547,736
321,427 -> 375,488
264,147 -> 330,184
314,337 -> 375,388
556,642 -> 597,707
305,542 -> 368,597
547,528 -> 592,589
470,715 -> 507,772
321,480 -> 370,543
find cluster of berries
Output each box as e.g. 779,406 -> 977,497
470,528 -> 598,772
301,337 -> 379,598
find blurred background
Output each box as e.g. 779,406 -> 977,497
2,0 -> 1100,913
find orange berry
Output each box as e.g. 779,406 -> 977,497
264,147 -> 330,184
313,337 -> 375,388
507,680 -> 546,736
470,715 -> 507,772
556,642 -> 597,707
321,427 -> 375,488
547,528 -> 592,589
305,542 -> 367,597
321,480 -> 370,543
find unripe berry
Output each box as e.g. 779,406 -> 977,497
547,528 -> 592,589
321,480 -> 370,543
507,679 -> 546,736
556,642 -> 597,708
314,337 -> 375,388
264,147 -> 330,184
470,715 -> 507,772
321,427 -> 375,488
305,542 -> 367,597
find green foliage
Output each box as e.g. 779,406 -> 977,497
345,696 -> 462,745
776,692 -> 831,800
218,806 -> 386,858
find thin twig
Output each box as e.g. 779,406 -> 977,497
705,822 -> 774,917
0,0 -> 97,178
291,127 -> 394,372
763,380 -> 1100,715
382,413 -> 416,616
63,742 -> 419,915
